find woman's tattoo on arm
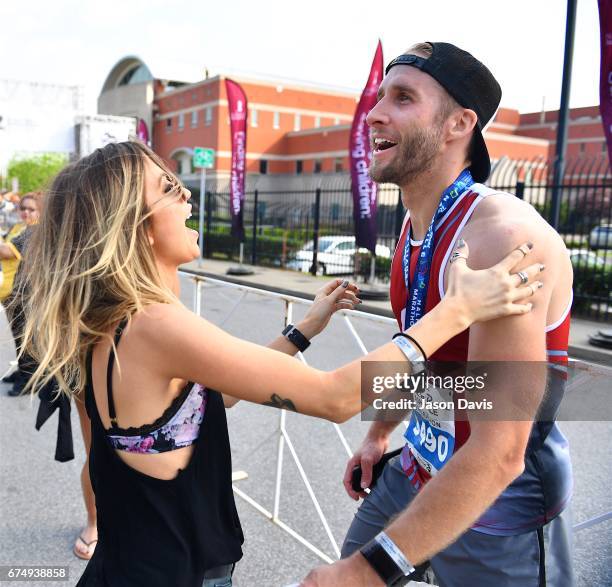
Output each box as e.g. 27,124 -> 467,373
263,393 -> 298,412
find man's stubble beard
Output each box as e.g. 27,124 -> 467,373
369,122 -> 444,186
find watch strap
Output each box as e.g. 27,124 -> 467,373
282,324 -> 311,352
360,532 -> 414,585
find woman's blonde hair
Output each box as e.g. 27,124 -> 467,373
18,140 -> 181,397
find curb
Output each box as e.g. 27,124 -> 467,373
566,345 -> 612,367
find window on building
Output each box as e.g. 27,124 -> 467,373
205,106 -> 213,126
331,204 -> 340,221
294,113 -> 301,132
334,117 -> 341,125
296,160 -> 303,175
579,143 -> 585,154
314,159 -> 322,174
314,116 -> 321,128
166,118 -> 172,132
178,113 -> 185,130
191,110 -> 198,128
273,111 -> 280,129
180,156 -> 193,175
251,108 -> 258,127
334,158 -> 343,172
258,201 -> 267,222
603,141 -> 608,153
260,159 -> 268,174
118,64 -> 153,86
172,152 -> 193,176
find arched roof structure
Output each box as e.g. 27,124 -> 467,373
101,56 -> 205,93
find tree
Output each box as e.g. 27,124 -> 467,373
6,153 -> 67,194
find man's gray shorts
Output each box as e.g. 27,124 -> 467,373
341,455 -> 574,586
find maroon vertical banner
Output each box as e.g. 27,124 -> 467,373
349,40 -> 384,253
225,79 -> 248,241
136,118 -> 150,146
599,0 -> 612,168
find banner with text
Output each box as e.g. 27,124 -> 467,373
225,79 -> 248,240
349,40 -> 384,253
599,0 -> 612,168
136,118 -> 150,146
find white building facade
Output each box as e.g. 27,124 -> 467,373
0,79 -> 135,188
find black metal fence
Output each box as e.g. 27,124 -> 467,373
190,155 -> 611,321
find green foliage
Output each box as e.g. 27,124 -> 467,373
531,200 -> 571,229
187,222 -> 306,266
354,252 -> 392,282
187,220 -> 396,279
562,235 -> 588,249
7,153 -> 68,194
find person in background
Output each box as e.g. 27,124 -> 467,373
2,192 -> 41,395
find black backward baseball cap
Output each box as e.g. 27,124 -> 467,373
385,42 -> 502,183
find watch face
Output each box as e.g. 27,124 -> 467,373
282,324 -> 309,352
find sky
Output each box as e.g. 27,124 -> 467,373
0,0 -> 601,115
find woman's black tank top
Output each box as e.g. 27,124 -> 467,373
77,333 -> 243,586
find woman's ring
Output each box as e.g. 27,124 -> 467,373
516,244 -> 530,257
517,271 -> 529,285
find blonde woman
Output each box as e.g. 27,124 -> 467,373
19,142 -> 541,587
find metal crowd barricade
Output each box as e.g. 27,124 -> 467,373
179,269 -> 612,563
180,269 -> 395,562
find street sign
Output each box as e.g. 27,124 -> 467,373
193,147 -> 215,169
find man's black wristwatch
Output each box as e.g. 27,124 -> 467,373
282,324 -> 311,352
360,533 -> 415,586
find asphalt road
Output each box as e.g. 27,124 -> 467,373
0,274 -> 610,586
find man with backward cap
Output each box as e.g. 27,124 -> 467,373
299,42 -> 574,586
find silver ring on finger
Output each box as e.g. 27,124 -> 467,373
517,270 -> 529,285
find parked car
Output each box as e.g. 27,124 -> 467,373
287,236 -> 391,275
588,225 -> 612,250
567,248 -> 606,269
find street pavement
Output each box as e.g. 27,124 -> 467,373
0,274 -> 610,586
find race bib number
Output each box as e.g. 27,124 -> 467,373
404,388 -> 455,475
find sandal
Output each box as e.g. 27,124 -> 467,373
73,534 -> 98,561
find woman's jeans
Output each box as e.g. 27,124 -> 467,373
202,564 -> 234,587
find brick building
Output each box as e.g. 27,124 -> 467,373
98,56 -> 607,192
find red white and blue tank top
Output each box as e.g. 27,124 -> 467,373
389,183 -> 573,535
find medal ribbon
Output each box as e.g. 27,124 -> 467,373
402,169 -> 474,329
